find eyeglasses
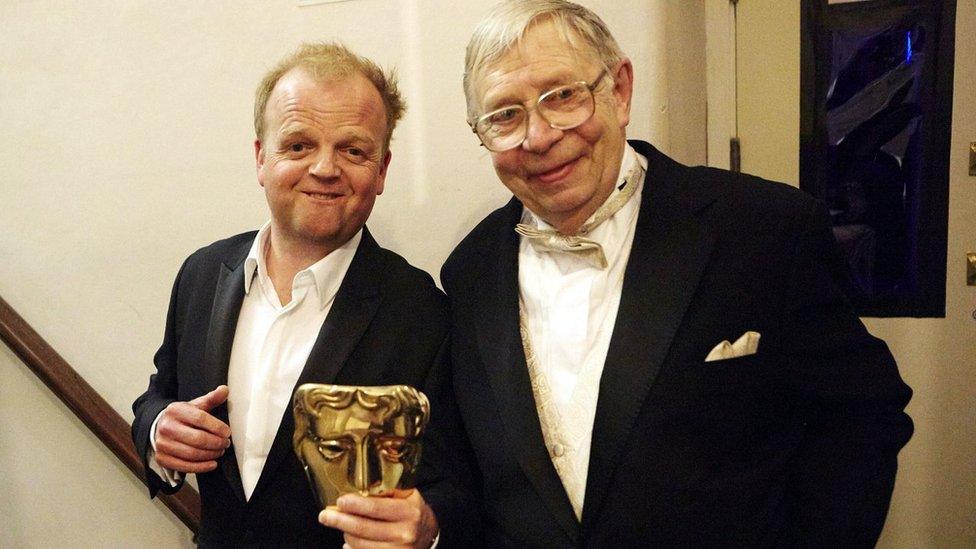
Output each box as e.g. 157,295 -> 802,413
471,69 -> 608,152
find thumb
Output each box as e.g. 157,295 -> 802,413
190,385 -> 229,411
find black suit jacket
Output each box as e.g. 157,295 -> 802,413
437,141 -> 913,548
132,227 -> 449,547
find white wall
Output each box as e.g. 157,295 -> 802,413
0,1 -> 704,545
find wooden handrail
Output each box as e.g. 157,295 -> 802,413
0,295 -> 201,533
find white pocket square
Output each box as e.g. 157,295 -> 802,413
705,331 -> 761,362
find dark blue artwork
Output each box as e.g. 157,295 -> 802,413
801,0 -> 954,317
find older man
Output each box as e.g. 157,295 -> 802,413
433,1 -> 911,547
132,43 -> 445,547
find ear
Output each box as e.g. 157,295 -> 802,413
254,139 -> 266,188
375,149 -> 392,196
611,58 -> 634,128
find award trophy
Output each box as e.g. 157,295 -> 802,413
292,384 -> 429,508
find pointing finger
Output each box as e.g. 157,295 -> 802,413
189,385 -> 229,412
162,401 -> 231,438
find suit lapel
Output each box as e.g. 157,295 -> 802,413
203,237 -> 252,503
582,141 -> 718,529
250,228 -> 383,501
476,200 -> 581,545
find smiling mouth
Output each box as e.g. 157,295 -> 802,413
533,158 -> 578,184
303,191 -> 344,201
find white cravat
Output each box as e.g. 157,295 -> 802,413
149,221 -> 360,500
518,144 -> 646,519
515,160 -> 642,269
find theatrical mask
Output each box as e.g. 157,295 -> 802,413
292,384 -> 429,508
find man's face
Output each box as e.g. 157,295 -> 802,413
472,20 -> 633,233
256,68 -> 390,252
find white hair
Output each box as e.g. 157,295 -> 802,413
463,0 -> 625,121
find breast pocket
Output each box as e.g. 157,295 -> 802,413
685,353 -> 769,393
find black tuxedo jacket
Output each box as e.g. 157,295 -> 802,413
132,228 -> 449,547
436,141 -> 913,548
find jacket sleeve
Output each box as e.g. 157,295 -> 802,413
777,200 -> 913,547
131,259 -> 188,497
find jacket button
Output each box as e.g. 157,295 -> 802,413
552,443 -> 566,457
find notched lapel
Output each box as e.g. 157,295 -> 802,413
582,143 -> 718,528
204,256 -> 248,503
475,206 -> 581,545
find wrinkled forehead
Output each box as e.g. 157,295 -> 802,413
270,69 -> 381,112
263,68 -> 387,132
308,403 -> 419,438
469,19 -> 602,107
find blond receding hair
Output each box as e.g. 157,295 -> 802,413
254,42 -> 406,152
463,0 -> 625,122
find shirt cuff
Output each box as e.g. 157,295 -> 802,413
148,412 -> 183,487
429,530 -> 440,548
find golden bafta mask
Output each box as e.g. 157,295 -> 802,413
292,384 -> 429,508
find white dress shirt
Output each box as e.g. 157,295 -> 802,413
518,144 -> 646,518
150,221 -> 360,500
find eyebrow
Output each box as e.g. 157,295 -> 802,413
535,73 -> 580,90
483,73 -> 582,110
335,130 -> 377,148
277,126 -> 310,141
276,126 -> 377,148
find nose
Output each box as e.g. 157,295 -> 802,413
353,440 -> 370,495
521,109 -> 562,153
309,149 -> 340,179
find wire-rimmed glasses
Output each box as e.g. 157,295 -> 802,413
471,69 -> 608,152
